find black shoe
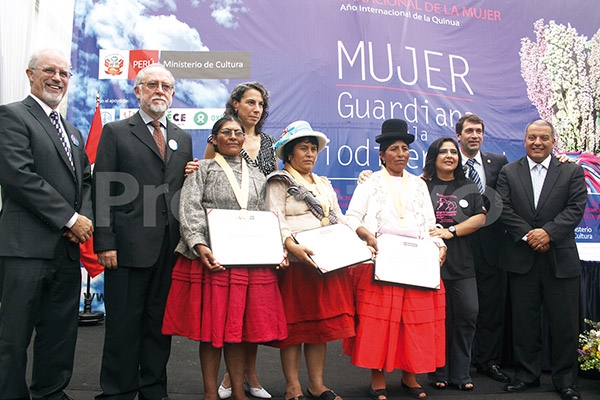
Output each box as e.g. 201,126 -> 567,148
452,382 -> 474,391
306,388 -> 340,400
400,381 -> 426,399
560,387 -> 581,400
503,379 -> 541,392
368,386 -> 388,400
477,364 -> 510,383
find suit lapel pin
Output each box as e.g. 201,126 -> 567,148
70,134 -> 79,146
168,139 -> 178,151
487,159 -> 491,163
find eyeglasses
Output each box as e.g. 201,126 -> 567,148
32,67 -> 72,79
219,129 -> 245,138
140,81 -> 174,93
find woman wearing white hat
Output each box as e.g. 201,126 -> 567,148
266,121 -> 355,400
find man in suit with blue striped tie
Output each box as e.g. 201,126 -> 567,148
0,48 -> 93,400
455,114 -> 511,383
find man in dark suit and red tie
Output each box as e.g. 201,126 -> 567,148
0,48 -> 94,400
455,114 -> 511,382
497,120 -> 586,400
94,64 -> 192,400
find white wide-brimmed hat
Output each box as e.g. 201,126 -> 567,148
273,120 -> 329,160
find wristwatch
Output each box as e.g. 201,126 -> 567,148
448,226 -> 458,238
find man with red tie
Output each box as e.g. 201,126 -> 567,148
94,64 -> 192,400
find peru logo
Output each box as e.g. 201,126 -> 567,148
98,49 -> 129,79
104,54 -> 124,76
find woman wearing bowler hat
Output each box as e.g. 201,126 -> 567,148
343,119 -> 447,400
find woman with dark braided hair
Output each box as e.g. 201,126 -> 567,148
186,82 -> 278,399
267,120 -> 355,400
162,115 -> 287,400
343,119 -> 447,400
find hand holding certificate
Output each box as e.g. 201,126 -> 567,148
373,233 -> 441,290
292,223 -> 372,274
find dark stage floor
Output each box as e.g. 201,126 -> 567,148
31,323 -> 599,400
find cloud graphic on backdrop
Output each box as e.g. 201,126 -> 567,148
210,0 -> 248,28
85,0 -> 207,50
69,0 -> 236,135
138,0 -> 177,13
176,79 -> 231,108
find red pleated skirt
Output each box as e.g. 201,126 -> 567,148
270,261 -> 355,348
162,256 -> 288,348
343,263 -> 446,373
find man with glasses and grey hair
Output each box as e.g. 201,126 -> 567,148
0,48 -> 93,400
94,63 -> 192,400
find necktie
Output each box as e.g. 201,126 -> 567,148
49,110 -> 74,171
532,163 -> 545,208
465,158 -> 484,194
150,120 -> 166,162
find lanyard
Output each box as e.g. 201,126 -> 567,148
214,153 -> 249,211
381,166 -> 409,227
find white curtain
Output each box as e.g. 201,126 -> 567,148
0,0 -> 35,105
0,0 -> 75,105
0,0 -> 75,209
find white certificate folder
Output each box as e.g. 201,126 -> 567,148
373,233 -> 441,290
206,208 -> 285,267
292,223 -> 372,274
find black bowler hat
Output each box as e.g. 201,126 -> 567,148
375,119 -> 415,144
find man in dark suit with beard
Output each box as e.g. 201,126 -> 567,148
498,120 -> 586,400
0,48 -> 94,400
94,64 -> 192,400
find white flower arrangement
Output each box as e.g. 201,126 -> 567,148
520,20 -> 600,154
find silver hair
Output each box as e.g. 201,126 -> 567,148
134,64 -> 175,87
27,49 -> 70,70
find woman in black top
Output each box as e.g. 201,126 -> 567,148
422,137 -> 486,391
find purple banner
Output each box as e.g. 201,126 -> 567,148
68,0 -> 600,283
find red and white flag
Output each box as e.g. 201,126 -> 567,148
80,94 -> 104,278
